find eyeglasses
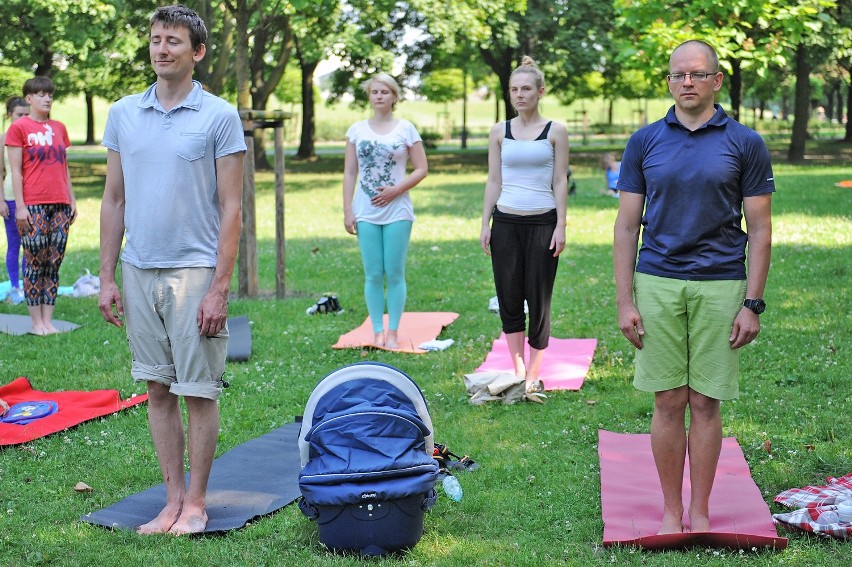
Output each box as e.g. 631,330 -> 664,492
667,72 -> 718,83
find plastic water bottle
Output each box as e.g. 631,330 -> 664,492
837,500 -> 852,523
442,474 -> 463,502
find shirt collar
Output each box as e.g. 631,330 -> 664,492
138,80 -> 204,113
664,103 -> 729,130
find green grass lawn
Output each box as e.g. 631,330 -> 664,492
0,152 -> 850,566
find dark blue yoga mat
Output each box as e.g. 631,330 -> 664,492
81,421 -> 302,533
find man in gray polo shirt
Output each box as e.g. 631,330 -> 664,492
98,4 -> 245,535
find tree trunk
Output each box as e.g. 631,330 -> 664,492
787,44 -> 810,163
461,67 -> 468,149
85,92 -> 96,145
296,59 -> 319,160
845,75 -> 852,142
729,58 -> 742,122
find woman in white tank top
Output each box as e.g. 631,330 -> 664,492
480,57 -> 570,395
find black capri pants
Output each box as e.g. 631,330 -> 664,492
489,208 -> 559,350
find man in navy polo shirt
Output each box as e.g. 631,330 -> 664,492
614,40 -> 774,534
98,5 -> 245,535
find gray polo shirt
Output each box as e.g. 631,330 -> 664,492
102,81 -> 246,269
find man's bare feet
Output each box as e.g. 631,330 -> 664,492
137,504 -> 182,535
657,510 -> 685,535
169,508 -> 208,535
688,512 -> 711,533
373,332 -> 385,348
385,331 -> 400,349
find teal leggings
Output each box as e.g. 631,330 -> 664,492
357,220 -> 413,333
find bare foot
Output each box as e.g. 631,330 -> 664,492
688,512 -> 711,533
30,326 -> 47,336
137,504 -> 182,535
657,511 -> 685,535
44,324 -> 60,335
385,331 -> 400,349
373,332 -> 385,348
168,509 -> 208,535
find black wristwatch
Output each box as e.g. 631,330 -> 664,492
743,298 -> 766,315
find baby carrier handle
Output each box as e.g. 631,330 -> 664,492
298,497 -> 319,520
421,488 -> 437,512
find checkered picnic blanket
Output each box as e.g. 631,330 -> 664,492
772,473 -> 852,539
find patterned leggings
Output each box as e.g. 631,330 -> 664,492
20,204 -> 72,306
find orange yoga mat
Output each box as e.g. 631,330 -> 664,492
0,377 -> 148,446
333,312 -> 459,354
598,430 -> 787,550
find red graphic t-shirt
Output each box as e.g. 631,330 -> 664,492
4,116 -> 71,205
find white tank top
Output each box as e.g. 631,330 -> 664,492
497,121 -> 556,211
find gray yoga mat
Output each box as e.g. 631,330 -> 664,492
226,315 -> 252,362
0,313 -> 80,335
81,421 -> 302,533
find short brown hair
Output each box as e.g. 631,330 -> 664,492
23,76 -> 55,97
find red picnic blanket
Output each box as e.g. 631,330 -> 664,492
0,377 -> 148,446
772,473 -> 852,539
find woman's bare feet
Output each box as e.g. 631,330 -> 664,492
385,330 -> 400,349
137,504 -> 182,535
373,332 -> 385,348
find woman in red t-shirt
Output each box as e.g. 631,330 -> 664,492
5,76 -> 76,335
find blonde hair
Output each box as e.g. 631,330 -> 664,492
510,56 -> 545,90
361,73 -> 401,109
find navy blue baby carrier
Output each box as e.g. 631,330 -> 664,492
298,362 -> 439,556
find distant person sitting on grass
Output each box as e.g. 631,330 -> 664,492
5,76 -> 77,335
342,73 -> 428,349
600,152 -> 620,197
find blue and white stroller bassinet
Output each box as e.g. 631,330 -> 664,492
298,362 -> 440,555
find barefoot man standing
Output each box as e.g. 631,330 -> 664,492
98,4 -> 245,535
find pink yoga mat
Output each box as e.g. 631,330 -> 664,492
598,430 -> 787,550
333,312 -> 459,354
474,333 -> 596,390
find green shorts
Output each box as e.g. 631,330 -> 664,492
122,263 -> 228,400
633,273 -> 746,400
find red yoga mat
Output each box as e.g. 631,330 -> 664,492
333,312 -> 459,354
0,377 -> 148,446
598,430 -> 787,550
474,333 -> 596,390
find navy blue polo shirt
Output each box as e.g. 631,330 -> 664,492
618,105 -> 775,280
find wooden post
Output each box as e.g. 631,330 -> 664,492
274,124 -> 286,299
237,109 -> 292,299
239,135 -> 259,297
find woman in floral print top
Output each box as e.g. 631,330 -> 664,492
342,73 -> 428,349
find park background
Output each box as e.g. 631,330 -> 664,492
1,1 -> 851,566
